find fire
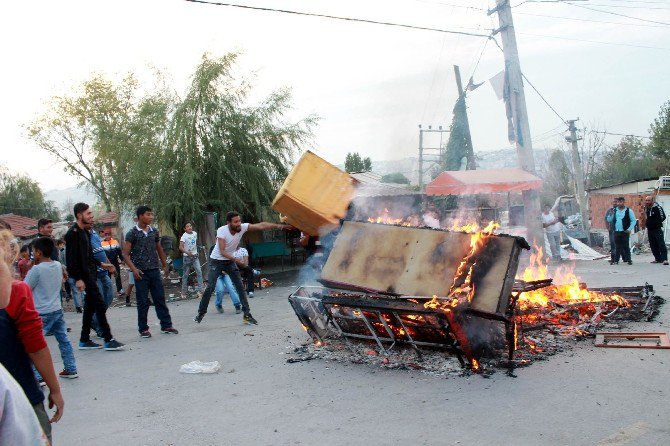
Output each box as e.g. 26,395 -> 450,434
471,358 -> 480,371
517,245 -> 627,310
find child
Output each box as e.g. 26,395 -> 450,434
0,230 -> 64,443
17,245 -> 32,280
24,237 -> 78,379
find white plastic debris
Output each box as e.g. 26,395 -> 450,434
179,360 -> 221,374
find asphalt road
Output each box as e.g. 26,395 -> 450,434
48,253 -> 670,445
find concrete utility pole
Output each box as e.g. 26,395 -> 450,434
419,125 -> 424,191
566,119 -> 592,244
489,0 -> 542,247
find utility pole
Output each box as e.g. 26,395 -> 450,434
453,65 -> 476,170
418,125 -> 424,191
489,0 -> 542,247
566,119 -> 592,244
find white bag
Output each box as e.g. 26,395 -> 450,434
179,360 -> 221,374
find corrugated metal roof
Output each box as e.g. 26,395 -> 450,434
0,213 -> 39,238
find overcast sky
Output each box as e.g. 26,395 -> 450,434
1,0 -> 668,191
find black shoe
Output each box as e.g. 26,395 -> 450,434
46,332 -> 53,336
78,340 -> 102,350
104,339 -> 125,351
140,330 -> 152,338
243,313 -> 258,325
161,327 -> 179,335
216,305 -> 224,314
627,261 -> 633,265
194,313 -> 204,323
76,306 -> 82,313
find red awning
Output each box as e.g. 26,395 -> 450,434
425,168 -> 542,195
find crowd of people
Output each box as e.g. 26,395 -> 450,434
541,195 -> 667,265
0,202 -> 286,444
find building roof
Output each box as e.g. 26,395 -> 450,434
587,177 -> 659,192
350,171 -> 419,198
426,168 -> 542,196
97,211 -> 118,225
0,213 -> 39,238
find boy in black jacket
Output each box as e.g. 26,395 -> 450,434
64,203 -> 125,351
645,196 -> 668,265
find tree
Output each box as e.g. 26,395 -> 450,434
152,53 -> 316,235
649,100 -> 670,170
589,136 -> 660,189
345,152 -> 371,173
0,169 -> 60,220
380,172 -> 410,184
27,74 -> 172,212
540,149 -> 573,204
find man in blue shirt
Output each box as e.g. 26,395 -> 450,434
605,196 -> 637,265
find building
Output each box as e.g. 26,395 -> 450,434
589,177 -> 670,238
0,213 -> 39,240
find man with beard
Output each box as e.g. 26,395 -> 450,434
644,195 -> 668,265
64,203 -> 124,351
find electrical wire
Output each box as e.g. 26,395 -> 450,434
517,31 -> 670,49
184,0 -> 493,37
514,10 -> 669,27
564,2 -> 670,26
521,73 -> 568,123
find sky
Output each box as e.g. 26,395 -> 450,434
1,0 -> 669,191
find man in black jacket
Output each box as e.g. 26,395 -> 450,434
645,196 -> 668,265
64,203 -> 124,351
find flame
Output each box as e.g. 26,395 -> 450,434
517,244 -> 627,310
471,358 -> 480,371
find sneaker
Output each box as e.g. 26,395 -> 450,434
664,261 -> 669,265
216,305 -> 224,314
248,291 -> 254,298
140,330 -> 152,338
117,291 -> 126,297
194,313 -> 204,323
651,260 -> 660,264
76,306 -> 82,313
67,327 -> 71,332
243,313 -> 258,325
104,339 -> 125,351
59,370 -> 78,379
78,340 -> 102,350
95,332 -> 104,339
161,327 -> 179,335
235,305 -> 241,314
627,261 -> 633,265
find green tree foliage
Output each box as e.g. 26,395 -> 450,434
27,74 -> 172,212
444,95 -> 474,171
649,100 -> 670,170
380,172 -> 410,184
0,169 -> 60,220
344,152 -> 371,173
589,136 -> 661,189
153,53 -> 316,234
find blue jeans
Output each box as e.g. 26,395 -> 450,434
91,273 -> 114,335
181,255 -> 204,294
215,274 -> 241,308
135,269 -> 173,333
68,277 -> 83,308
38,310 -> 77,374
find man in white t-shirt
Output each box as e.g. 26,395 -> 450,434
179,222 -> 204,297
195,211 -> 287,325
541,204 -> 562,262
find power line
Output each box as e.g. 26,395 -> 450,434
514,10 -> 669,27
517,31 -> 670,49
564,2 -> 670,26
520,73 -> 567,123
184,0 -> 493,38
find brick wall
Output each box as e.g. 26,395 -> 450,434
590,193 -> 647,230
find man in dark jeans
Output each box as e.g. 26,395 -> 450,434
64,203 -> 124,351
644,195 -> 668,265
604,198 -> 617,264
123,206 -> 179,338
605,196 -> 637,265
195,211 -> 287,325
